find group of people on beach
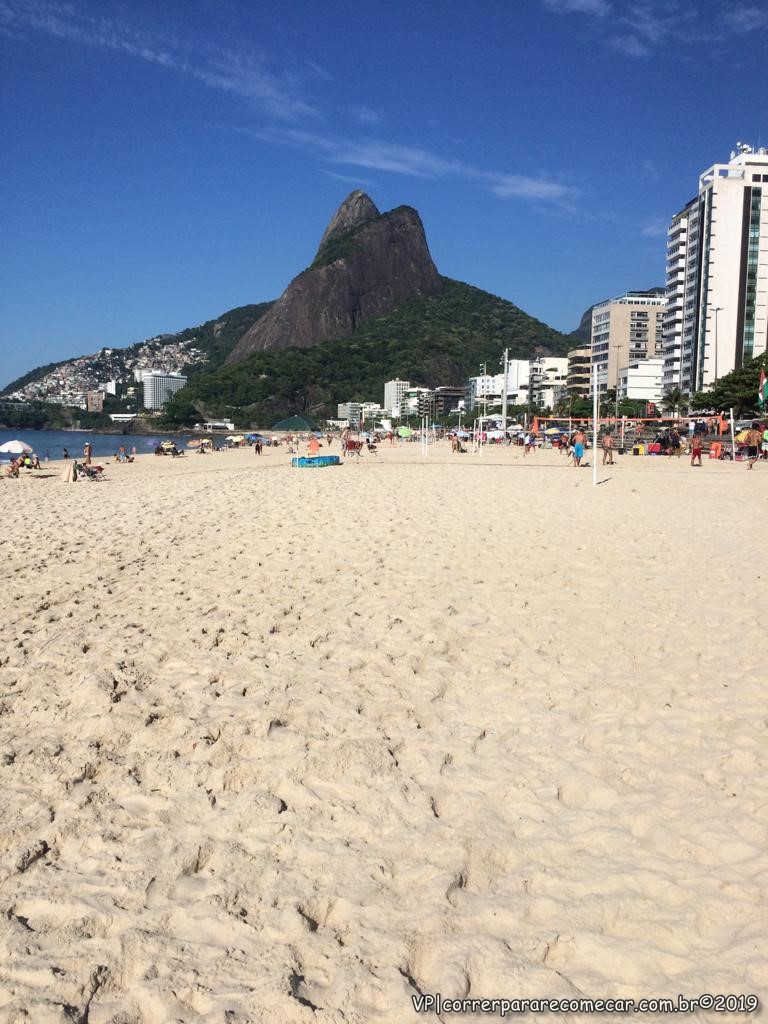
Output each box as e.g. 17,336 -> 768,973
3,453 -> 41,477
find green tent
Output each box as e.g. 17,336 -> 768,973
271,415 -> 315,431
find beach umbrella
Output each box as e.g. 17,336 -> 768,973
735,430 -> 750,442
397,426 -> 413,437
544,427 -> 564,435
159,440 -> 176,449
0,440 -> 33,454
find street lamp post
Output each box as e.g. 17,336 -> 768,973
500,348 -> 509,439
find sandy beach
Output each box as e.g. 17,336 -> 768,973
1,441 -> 766,1023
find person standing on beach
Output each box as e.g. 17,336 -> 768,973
62,447 -> 69,460
572,428 -> 587,467
83,441 -> 92,466
690,432 -> 703,467
744,422 -> 762,469
601,431 -> 615,466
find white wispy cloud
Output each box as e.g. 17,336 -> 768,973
721,4 -> 768,33
542,0 -> 611,15
240,126 -> 578,206
4,0 -> 579,209
0,0 -> 316,118
544,0 -> 768,58
318,169 -> 373,187
608,33 -> 651,56
642,159 -> 660,181
350,105 -> 384,127
640,217 -> 668,237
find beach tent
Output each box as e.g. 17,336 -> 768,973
271,415 -> 315,431
0,440 -> 33,455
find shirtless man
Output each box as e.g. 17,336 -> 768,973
601,431 -> 614,466
572,428 -> 587,468
690,431 -> 703,467
744,422 -> 762,469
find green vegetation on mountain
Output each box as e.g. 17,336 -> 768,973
160,278 -> 568,427
2,360 -> 69,397
0,400 -> 113,431
139,302 -> 274,371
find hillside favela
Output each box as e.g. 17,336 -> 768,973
2,3 -> 767,1023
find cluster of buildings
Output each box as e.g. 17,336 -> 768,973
336,143 -> 768,425
7,145 -> 766,427
336,359 -> 572,426
4,336 -> 204,414
581,143 -> 768,406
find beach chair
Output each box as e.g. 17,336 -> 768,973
75,462 -> 106,481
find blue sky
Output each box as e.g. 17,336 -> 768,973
2,0 -> 767,387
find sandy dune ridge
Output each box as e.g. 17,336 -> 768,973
0,443 -> 766,1022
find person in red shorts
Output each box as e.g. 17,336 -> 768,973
690,432 -> 703,467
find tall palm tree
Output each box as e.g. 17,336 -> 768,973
662,386 -> 687,417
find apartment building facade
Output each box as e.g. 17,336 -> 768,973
141,371 -> 188,411
383,378 -> 410,417
663,144 -> 768,394
567,347 -> 592,398
591,291 -> 665,395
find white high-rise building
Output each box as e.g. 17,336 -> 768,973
141,371 -> 187,410
466,361 -> 530,410
383,378 -> 410,417
663,144 -> 768,395
528,357 -> 569,409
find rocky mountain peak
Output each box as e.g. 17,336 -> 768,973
315,191 -> 380,255
227,195 -> 443,363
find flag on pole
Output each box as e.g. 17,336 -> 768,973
758,367 -> 768,408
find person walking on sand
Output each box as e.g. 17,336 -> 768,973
572,428 -> 587,468
62,446 -> 69,460
308,435 -> 321,457
690,431 -> 704,467
744,422 -> 762,469
83,441 -> 92,466
601,430 -> 615,466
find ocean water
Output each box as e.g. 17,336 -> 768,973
0,428 -> 203,461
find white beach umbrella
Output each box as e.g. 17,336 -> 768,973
0,439 -> 33,454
